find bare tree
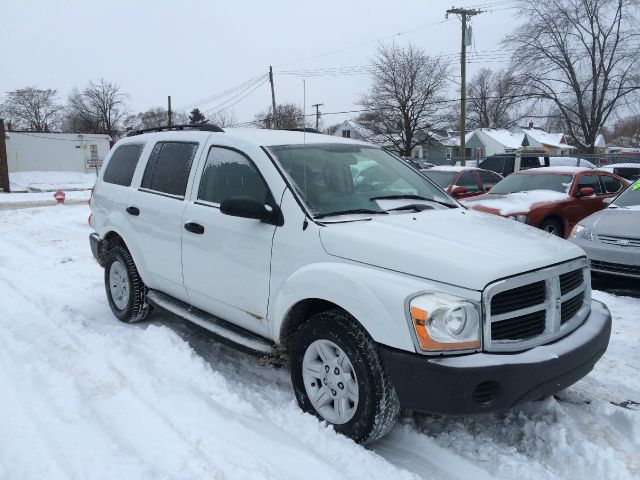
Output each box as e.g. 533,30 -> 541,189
359,44 -> 449,156
325,123 -> 341,135
505,0 -> 640,152
254,103 -> 306,129
65,79 -> 129,136
604,113 -> 640,146
209,110 -> 238,127
0,87 -> 63,131
124,107 -> 187,131
467,68 -> 524,128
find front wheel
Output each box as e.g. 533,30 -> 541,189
290,309 -> 400,444
540,218 -> 564,237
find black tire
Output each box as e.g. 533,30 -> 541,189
104,246 -> 152,323
290,309 -> 400,444
540,218 -> 564,237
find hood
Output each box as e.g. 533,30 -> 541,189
580,207 -> 640,238
463,190 -> 569,216
319,209 -> 585,291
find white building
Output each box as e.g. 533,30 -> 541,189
5,132 -> 112,173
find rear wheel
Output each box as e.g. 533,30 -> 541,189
540,218 -> 563,237
290,309 -> 400,444
104,246 -> 152,323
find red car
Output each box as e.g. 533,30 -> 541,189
421,166 -> 503,199
462,167 -> 629,237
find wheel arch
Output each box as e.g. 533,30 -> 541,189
540,213 -> 566,237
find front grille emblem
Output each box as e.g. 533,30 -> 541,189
616,239 -> 630,246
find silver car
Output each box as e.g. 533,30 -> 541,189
569,180 -> 640,279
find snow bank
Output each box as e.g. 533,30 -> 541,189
465,190 -> 569,215
0,205 -> 638,480
9,170 -> 97,192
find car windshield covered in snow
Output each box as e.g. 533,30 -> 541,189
269,144 -> 454,216
490,173 -> 574,194
612,181 -> 640,207
422,170 -> 458,188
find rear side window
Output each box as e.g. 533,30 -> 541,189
601,175 -> 623,193
577,174 -> 604,194
455,171 -> 480,192
103,144 -> 144,186
521,157 -> 541,170
141,142 -> 198,197
197,147 -> 269,204
478,170 -> 499,190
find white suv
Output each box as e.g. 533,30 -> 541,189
89,124 -> 612,443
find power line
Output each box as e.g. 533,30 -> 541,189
205,78 -> 269,119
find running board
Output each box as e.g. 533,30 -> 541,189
147,290 -> 277,355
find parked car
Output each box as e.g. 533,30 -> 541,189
463,167 -> 628,237
403,157 -> 435,170
479,153 -> 596,177
421,166 -> 502,199
600,163 -> 640,182
89,125 -> 611,444
569,180 -> 640,279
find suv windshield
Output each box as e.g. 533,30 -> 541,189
612,181 -> 640,207
269,144 -> 454,216
490,173 -> 574,194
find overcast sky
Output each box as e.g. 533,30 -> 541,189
2,0 -> 519,128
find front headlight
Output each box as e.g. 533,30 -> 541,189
409,293 -> 481,352
508,214 -> 528,223
569,224 -> 593,241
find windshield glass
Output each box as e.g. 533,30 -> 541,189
612,181 -> 640,207
422,170 -> 457,188
268,144 -> 454,216
490,173 -> 574,194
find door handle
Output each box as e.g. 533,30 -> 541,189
126,206 -> 140,216
184,222 -> 205,234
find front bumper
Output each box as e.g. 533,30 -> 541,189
569,237 -> 640,278
379,299 -> 611,414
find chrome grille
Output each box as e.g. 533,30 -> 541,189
597,235 -> 640,248
491,281 -> 546,315
483,258 -> 591,352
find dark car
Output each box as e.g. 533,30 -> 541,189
463,167 -> 629,237
421,166 -> 502,199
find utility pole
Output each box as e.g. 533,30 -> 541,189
446,7 -> 482,166
269,66 -> 277,129
311,103 -> 324,130
167,96 -> 173,126
0,120 -> 10,192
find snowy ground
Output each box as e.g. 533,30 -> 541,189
0,204 -> 638,480
9,171 -> 97,192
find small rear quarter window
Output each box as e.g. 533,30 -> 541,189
103,144 -> 144,186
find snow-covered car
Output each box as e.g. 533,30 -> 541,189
88,124 -> 612,444
478,153 -> 596,177
569,180 -> 640,278
463,167 -> 628,237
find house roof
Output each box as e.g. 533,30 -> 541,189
475,128 -> 525,149
337,120 -> 387,145
522,128 -> 576,150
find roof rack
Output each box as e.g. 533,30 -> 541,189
278,127 -> 323,134
126,123 -> 224,137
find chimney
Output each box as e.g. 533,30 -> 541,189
528,121 -> 534,128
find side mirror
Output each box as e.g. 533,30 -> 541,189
220,197 -> 283,226
485,184 -> 493,192
451,185 -> 467,195
577,187 -> 595,197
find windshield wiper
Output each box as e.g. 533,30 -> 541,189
369,194 -> 430,201
386,203 -> 435,212
314,209 -> 388,219
370,194 -> 457,208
